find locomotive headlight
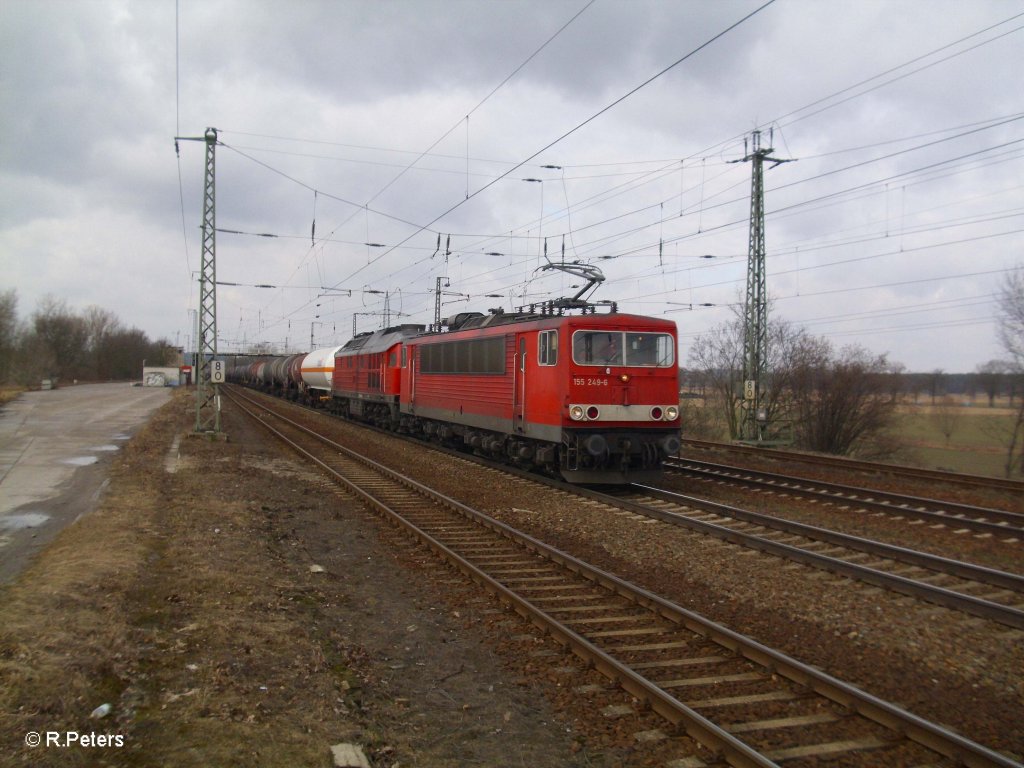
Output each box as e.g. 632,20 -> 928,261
620,374 -> 630,383
666,405 -> 679,421
650,406 -> 664,420
569,405 -> 585,421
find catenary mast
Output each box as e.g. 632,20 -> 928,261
732,129 -> 792,443
194,127 -> 222,434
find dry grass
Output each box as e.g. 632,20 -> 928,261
0,387 -> 26,407
890,405 -> 1022,477
0,389 -> 597,768
0,404 -> 163,766
679,394 -> 1022,478
0,392 -> 346,767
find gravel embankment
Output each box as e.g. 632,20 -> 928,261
280,402 -> 1023,760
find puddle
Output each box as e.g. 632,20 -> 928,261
0,512 -> 50,530
90,445 -> 120,452
61,456 -> 99,466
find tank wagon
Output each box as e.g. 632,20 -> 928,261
231,307 -> 681,484
301,345 -> 344,405
227,348 -> 336,406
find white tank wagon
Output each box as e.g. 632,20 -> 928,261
300,346 -> 344,405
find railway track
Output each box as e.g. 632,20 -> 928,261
665,457 -> 1024,540
605,484 -> 1024,630
227,387 -> 1020,768
679,438 -> 1024,494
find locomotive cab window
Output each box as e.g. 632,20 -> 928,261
572,330 -> 675,367
625,332 -> 675,367
538,330 -> 558,366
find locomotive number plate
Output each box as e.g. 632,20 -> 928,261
573,377 -> 609,386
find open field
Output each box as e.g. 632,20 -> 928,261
679,395 -> 1022,478
892,402 -> 1020,477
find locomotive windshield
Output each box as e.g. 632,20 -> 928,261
571,331 -> 674,367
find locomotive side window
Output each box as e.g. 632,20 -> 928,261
538,330 -> 558,366
421,337 -> 505,374
572,331 -> 674,367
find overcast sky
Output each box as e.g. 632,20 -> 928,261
2,0 -> 1022,372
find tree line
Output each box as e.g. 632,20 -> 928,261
0,290 -> 178,386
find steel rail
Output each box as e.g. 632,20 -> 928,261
666,457 -> 1024,537
679,438 -> 1024,493
592,484 -> 1024,630
227,391 -> 775,767
634,484 -> 1024,594
228,388 -> 1021,768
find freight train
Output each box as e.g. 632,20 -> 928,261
228,307 -> 681,483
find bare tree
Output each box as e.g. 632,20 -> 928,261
927,369 -> 945,405
931,396 -> 962,447
94,329 -> 176,380
788,343 -> 897,457
998,266 -> 1024,362
975,360 -> 1009,408
83,305 -> 121,379
0,289 -> 19,384
688,315 -> 744,439
884,360 -> 907,404
31,296 -> 90,382
1,295 -> 176,386
994,266 -> 1024,476
688,307 -> 898,454
687,307 -> 810,440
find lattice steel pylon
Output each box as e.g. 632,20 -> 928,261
732,129 -> 792,443
195,127 -> 221,433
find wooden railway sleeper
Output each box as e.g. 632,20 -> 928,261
229,389 -> 1023,768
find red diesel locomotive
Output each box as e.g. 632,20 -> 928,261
327,309 -> 681,483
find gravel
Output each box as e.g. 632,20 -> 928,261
270,397 -> 1024,761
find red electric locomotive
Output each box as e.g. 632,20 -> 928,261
398,309 -> 680,483
232,281 -> 682,483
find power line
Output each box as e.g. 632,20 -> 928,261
218,141 -> 438,235
212,5 -> 1020,362
776,14 -> 1024,129
230,8 -> 1018,341
231,0 -> 598,336
322,0 -> 778,294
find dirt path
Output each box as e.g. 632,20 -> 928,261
0,391 -> 614,767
